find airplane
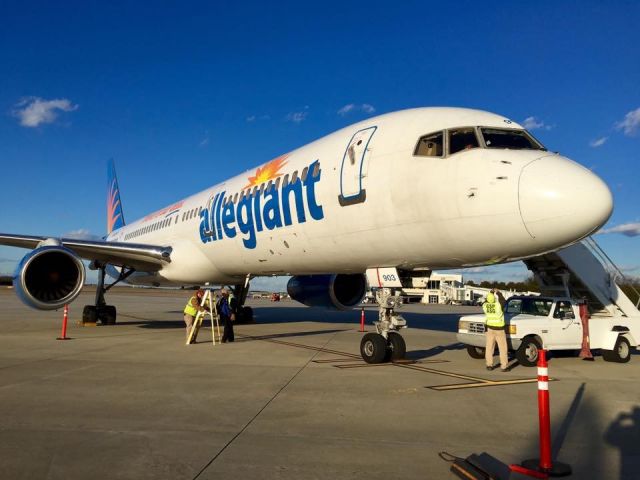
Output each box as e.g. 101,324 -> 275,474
0,107 -> 613,363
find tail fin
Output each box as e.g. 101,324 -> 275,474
107,159 -> 126,233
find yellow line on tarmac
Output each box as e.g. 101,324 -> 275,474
429,378 -> 541,391
396,363 -> 490,383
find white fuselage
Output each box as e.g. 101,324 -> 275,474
107,108 -> 613,286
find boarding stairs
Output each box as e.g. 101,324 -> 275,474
523,237 -> 640,318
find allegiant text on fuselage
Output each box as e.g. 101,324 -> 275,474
199,160 -> 324,249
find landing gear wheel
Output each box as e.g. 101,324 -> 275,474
516,337 -> 541,367
360,333 -> 388,364
100,305 -> 117,325
602,336 -> 631,363
82,306 -> 98,325
466,345 -> 486,359
385,332 -> 406,362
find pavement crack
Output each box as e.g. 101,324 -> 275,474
191,330 -> 340,479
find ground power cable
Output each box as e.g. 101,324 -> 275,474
191,330 -> 341,479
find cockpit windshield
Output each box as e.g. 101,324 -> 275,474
480,128 -> 545,150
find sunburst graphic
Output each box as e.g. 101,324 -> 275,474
244,154 -> 289,189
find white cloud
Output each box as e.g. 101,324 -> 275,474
589,136 -> 608,148
13,96 -> 78,127
615,107 -> 640,136
64,229 -> 102,240
338,103 -> 376,116
285,110 -> 308,124
598,222 -> 640,237
199,131 -> 210,147
522,116 -> 551,131
246,115 -> 256,122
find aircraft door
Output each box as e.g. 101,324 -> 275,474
339,126 -> 377,206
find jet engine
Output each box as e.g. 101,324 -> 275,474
287,274 -> 366,310
13,245 -> 86,310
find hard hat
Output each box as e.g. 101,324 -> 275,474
486,292 -> 495,303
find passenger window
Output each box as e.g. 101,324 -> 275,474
414,131 -> 444,157
506,299 -> 522,314
553,301 -> 575,319
448,128 -> 479,155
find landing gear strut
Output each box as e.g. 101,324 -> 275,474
231,274 -> 254,324
360,289 -> 407,364
82,264 -> 134,326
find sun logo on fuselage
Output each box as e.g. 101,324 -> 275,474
244,154 -> 289,189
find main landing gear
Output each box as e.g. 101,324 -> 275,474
231,274 -> 255,324
82,264 -> 134,326
360,290 -> 407,364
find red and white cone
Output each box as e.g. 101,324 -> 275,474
520,349 -> 571,477
57,304 -> 71,340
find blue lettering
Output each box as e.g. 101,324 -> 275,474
216,190 -> 225,239
304,160 -> 324,221
198,161 -> 324,248
221,199 -> 237,238
281,176 -> 306,226
199,207 -> 211,243
262,187 -> 282,230
237,193 -> 256,249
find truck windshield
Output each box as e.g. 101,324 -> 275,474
480,128 -> 545,150
506,298 -> 553,316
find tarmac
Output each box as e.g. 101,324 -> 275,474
0,287 -> 638,480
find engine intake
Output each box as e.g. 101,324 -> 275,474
287,274 -> 366,310
13,246 -> 86,310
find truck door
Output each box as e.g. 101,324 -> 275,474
339,126 -> 377,206
549,300 -> 582,348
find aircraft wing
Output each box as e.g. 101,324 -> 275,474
0,233 -> 171,271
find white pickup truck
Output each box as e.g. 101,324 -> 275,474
457,295 -> 639,366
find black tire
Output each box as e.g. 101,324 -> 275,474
386,332 -> 406,362
516,337 -> 541,367
466,345 -> 485,359
242,306 -> 254,323
602,336 -> 632,363
360,333 -> 388,364
82,305 -> 98,324
100,305 -> 117,325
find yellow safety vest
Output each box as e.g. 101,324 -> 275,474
483,300 -> 505,328
184,295 -> 199,317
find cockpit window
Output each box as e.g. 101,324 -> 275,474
414,131 -> 443,157
448,128 -> 479,155
480,128 -> 545,150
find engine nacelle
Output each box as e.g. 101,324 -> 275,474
287,274 -> 366,310
13,246 -> 86,310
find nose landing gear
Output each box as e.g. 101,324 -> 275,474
360,290 -> 407,364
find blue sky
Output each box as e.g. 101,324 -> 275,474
1,1 -> 638,288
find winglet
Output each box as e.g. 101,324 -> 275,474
107,159 -> 125,233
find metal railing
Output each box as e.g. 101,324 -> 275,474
583,237 -> 640,308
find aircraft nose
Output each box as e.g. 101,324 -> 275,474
518,155 -> 613,244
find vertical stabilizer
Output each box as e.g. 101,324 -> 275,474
107,159 -> 125,233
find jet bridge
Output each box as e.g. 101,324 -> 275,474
524,237 -> 640,318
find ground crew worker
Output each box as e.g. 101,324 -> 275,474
483,289 -> 509,372
183,289 -> 206,343
218,286 -> 235,343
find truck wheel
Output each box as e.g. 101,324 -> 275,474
360,333 -> 388,364
466,345 -> 485,359
516,337 -> 541,367
602,336 -> 631,363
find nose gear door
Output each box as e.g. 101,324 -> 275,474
339,126 -> 376,206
